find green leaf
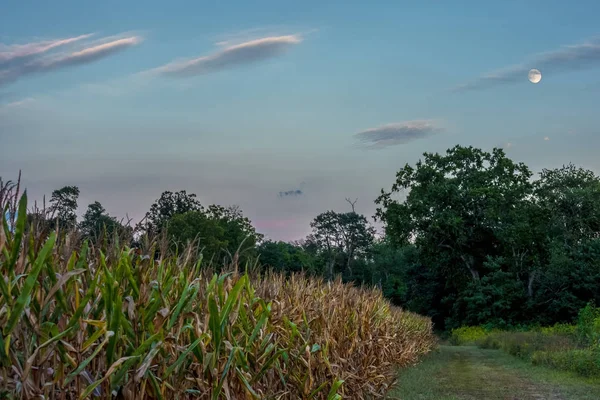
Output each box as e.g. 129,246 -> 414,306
4,231 -> 56,336
7,193 -> 28,282
220,275 -> 246,328
111,332 -> 162,388
164,337 -> 202,378
327,379 -> 344,400
65,331 -> 112,385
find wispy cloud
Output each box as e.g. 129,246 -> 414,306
150,35 -> 302,77
354,120 -> 442,149
0,97 -> 35,108
455,37 -> 600,92
0,34 -> 142,87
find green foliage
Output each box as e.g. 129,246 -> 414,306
145,190 -> 203,234
79,201 -> 130,242
540,323 -> 577,336
531,349 -> 600,378
48,185 -> 80,228
166,205 -> 261,266
577,302 -> 600,347
474,303 -> 600,378
375,146 -> 600,330
306,208 -> 376,280
449,326 -> 490,345
257,240 -> 318,275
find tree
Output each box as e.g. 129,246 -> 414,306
79,201 -> 127,241
376,145 -> 532,283
49,186 -> 80,228
166,211 -> 227,262
257,240 -> 316,275
535,164 -> 600,245
145,190 -> 203,235
375,145 -> 534,328
166,204 -> 262,267
306,208 -> 375,280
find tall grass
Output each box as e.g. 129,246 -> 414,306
0,186 -> 435,399
464,308 -> 600,378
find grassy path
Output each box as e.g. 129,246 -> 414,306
388,345 -> 600,400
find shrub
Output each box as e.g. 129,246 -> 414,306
532,349 -> 600,377
449,326 -> 489,345
577,302 -> 600,347
540,323 -> 577,337
0,193 -> 435,399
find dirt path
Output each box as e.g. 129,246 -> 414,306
388,345 -> 600,400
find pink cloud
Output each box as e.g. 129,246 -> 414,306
0,34 -> 142,87
150,35 -> 302,77
0,34 -> 92,65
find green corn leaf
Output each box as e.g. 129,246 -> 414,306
164,337 -> 202,378
4,231 -> 56,337
168,282 -> 197,330
67,272 -> 99,330
208,295 -> 221,354
235,367 -> 260,399
22,327 -> 73,381
82,326 -> 107,352
148,370 -> 164,400
111,332 -> 162,388
106,293 -> 123,366
219,275 -> 245,328
79,356 -> 138,400
251,349 -> 286,384
214,347 -> 237,399
7,192 -> 28,282
248,302 -> 271,345
65,331 -> 113,385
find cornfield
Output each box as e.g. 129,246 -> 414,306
0,187 -> 435,399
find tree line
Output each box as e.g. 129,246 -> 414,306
12,145 -> 600,330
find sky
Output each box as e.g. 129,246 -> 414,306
1,0 -> 600,241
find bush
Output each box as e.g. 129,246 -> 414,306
449,326 -> 489,345
478,331 -> 579,359
539,323 -> 577,337
577,302 -> 600,347
474,313 -> 599,378
532,349 -> 600,377
0,193 -> 435,399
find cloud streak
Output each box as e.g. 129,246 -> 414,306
455,37 -> 600,92
151,35 -> 302,77
0,34 -> 142,87
354,120 -> 442,149
279,189 -> 303,198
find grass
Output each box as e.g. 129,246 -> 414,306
389,345 -> 600,400
0,186 -> 436,399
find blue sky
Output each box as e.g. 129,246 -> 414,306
2,0 -> 600,240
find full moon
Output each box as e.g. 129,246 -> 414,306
528,68 -> 542,84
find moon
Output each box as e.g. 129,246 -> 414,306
528,68 -> 542,84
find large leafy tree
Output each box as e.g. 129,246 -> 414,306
535,164 -> 600,245
145,190 -> 203,235
49,186 -> 80,229
166,211 -> 227,261
79,201 -> 128,242
375,146 -> 534,327
166,204 -> 262,266
306,208 -> 375,280
257,240 -> 316,275
376,145 -> 533,284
